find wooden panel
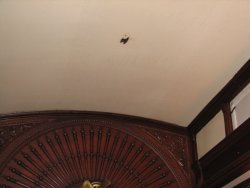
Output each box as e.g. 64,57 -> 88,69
0,111 -> 193,188
193,118 -> 250,187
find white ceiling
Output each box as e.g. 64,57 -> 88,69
0,0 -> 250,126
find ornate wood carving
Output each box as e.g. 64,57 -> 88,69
0,111 -> 192,188
0,125 -> 33,152
145,130 -> 186,169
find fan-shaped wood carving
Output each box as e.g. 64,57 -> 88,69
0,112 -> 192,188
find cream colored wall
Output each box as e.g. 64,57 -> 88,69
196,111 -> 225,158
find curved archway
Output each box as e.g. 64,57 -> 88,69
0,111 -> 192,188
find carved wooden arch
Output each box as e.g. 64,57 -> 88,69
0,111 -> 192,188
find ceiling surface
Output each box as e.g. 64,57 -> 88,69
0,0 -> 250,126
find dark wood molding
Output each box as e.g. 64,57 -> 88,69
222,102 -> 234,136
195,118 -> 250,188
189,133 -> 200,188
188,59 -> 250,135
0,110 -> 187,135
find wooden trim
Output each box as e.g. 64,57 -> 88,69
187,132 -> 199,188
234,178 -> 250,188
188,59 -> 250,135
0,110 -> 187,135
222,102 -> 234,136
196,118 -> 250,187
189,134 -> 200,188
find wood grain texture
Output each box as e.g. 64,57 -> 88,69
0,111 -> 193,188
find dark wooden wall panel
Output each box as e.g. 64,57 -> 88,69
193,118 -> 250,187
0,111 -> 193,188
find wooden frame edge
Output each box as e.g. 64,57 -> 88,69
0,110 -> 188,135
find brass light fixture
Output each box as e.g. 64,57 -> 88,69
82,180 -> 111,188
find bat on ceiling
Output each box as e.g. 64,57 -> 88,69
120,36 -> 129,44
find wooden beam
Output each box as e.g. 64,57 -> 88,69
222,102 -> 234,136
188,59 -> 250,135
